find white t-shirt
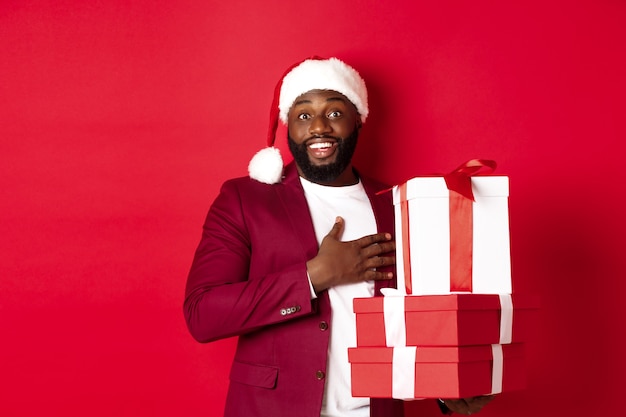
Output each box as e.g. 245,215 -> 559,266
300,177 -> 377,417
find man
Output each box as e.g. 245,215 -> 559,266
184,57 -> 492,416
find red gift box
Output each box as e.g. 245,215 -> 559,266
349,344 -> 526,399
354,293 -> 538,347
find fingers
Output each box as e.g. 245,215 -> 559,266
358,231 -> 393,247
326,216 -> 345,241
442,399 -> 471,415
362,240 -> 395,258
363,268 -> 394,281
354,231 -> 395,275
354,231 -> 395,259
327,218 -> 395,257
328,217 -> 393,249
364,253 -> 396,269
468,395 -> 495,411
443,395 -> 496,415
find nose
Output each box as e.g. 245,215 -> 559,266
309,115 -> 332,136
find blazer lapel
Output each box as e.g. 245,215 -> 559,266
274,162 -> 320,261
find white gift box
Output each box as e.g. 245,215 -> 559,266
392,174 -> 511,295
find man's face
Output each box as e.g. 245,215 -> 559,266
287,89 -> 361,185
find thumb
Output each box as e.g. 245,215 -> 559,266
326,216 -> 344,240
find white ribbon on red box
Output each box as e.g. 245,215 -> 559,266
498,294 -> 513,344
383,294 -> 406,346
390,344 -> 505,399
382,293 -> 514,347
490,344 -> 504,394
392,346 -> 417,399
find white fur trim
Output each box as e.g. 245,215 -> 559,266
248,147 -> 284,184
278,58 -> 368,124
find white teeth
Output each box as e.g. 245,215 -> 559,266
309,142 -> 333,149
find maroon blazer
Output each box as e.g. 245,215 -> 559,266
184,162 -> 404,417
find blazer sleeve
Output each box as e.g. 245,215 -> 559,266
183,179 -> 316,343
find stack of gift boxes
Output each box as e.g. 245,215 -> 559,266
349,160 -> 538,399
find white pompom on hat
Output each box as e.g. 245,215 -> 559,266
248,56 -> 368,184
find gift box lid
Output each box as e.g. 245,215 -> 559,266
354,294 -> 539,314
348,344 -> 524,364
393,176 -> 509,202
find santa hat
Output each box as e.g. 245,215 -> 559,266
248,57 -> 369,184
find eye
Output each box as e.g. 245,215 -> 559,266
297,113 -> 310,120
328,110 -> 342,119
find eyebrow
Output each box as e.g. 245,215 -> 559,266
292,96 -> 347,107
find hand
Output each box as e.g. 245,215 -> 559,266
307,216 -> 395,293
442,395 -> 496,415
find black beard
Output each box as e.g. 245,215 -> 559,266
288,129 -> 359,184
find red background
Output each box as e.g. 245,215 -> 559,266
1,1 -> 624,416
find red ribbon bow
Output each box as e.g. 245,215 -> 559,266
443,159 -> 497,201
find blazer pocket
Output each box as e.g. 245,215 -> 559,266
229,360 -> 278,389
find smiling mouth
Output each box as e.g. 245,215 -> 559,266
306,139 -> 338,160
308,141 -> 335,150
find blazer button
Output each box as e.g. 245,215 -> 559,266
319,321 -> 328,331
315,370 -> 325,380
